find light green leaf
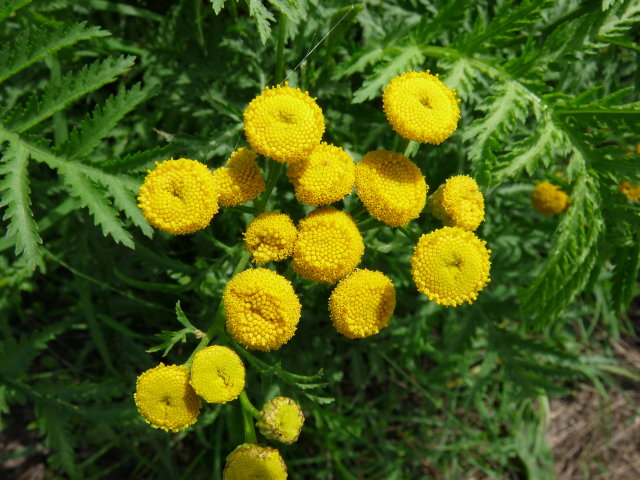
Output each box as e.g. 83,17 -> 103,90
210,0 -> 225,14
246,0 -> 275,44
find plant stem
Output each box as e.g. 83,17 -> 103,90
256,158 -> 284,213
398,226 -> 420,243
239,390 -> 261,420
275,13 -> 287,83
239,391 -> 259,443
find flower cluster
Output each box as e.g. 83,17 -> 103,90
190,346 -> 245,403
244,212 -> 298,264
223,443 -> 288,480
429,175 -> 484,231
257,397 -> 305,444
213,148 -> 265,207
531,181 -> 570,215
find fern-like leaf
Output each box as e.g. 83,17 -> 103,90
0,21 -> 109,84
103,144 -> 179,172
58,82 -> 156,160
0,141 -> 41,269
35,402 -> 77,477
0,0 -> 31,22
5,55 -> 136,133
595,0 -> 640,44
209,0 -> 225,14
246,0 -> 275,44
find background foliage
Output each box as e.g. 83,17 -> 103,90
0,0 -> 639,478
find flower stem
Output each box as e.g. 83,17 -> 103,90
239,390 -> 261,420
275,13 -> 287,83
256,158 -> 284,213
239,390 -> 259,443
398,225 -> 420,243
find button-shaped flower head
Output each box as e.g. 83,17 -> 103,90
244,212 -> 298,264
620,181 -> 640,201
224,268 -> 301,351
383,70 -> 460,144
531,181 -> 569,215
189,346 -> 245,403
134,363 -> 201,432
293,208 -> 364,284
223,443 -> 288,480
213,148 -> 265,207
429,175 -> 485,231
329,269 -> 396,339
355,150 -> 427,227
257,397 -> 305,444
286,142 -> 355,206
138,158 -> 219,235
244,82 -> 325,163
411,227 -> 491,307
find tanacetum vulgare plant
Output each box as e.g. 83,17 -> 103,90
1,1 -> 639,479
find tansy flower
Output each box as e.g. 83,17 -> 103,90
619,181 -> 640,201
329,269 -> 396,339
256,397 -> 305,444
138,158 -> 219,235
293,208 -> 364,284
244,213 -> 297,264
428,175 -> 485,231
531,181 -> 569,215
224,268 -> 301,351
382,70 -> 460,144
355,150 -> 427,227
411,227 -> 491,307
286,142 -> 355,206
134,363 -> 201,432
190,346 -> 245,403
243,82 -> 325,163
223,443 -> 287,480
213,148 -> 265,207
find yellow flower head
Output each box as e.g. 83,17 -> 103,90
329,269 -> 396,339
411,227 -> 491,307
428,175 -> 485,231
190,346 -> 245,404
257,397 -> 305,444
531,181 -> 569,215
224,268 -> 301,351
292,208 -> 364,284
355,150 -> 427,227
244,82 -> 325,163
138,158 -> 219,235
286,142 -> 355,206
382,70 -> 460,144
244,213 -> 298,264
223,443 -> 288,480
213,148 -> 265,207
619,181 -> 640,201
134,363 -> 201,432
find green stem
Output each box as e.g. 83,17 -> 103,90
239,391 -> 259,443
239,390 -> 261,420
255,159 -> 284,213
398,226 -> 420,243
275,13 -> 287,83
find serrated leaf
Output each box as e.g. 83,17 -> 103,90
210,0 -> 225,14
596,0 -> 640,42
331,46 -> 385,80
35,402 -> 77,477
175,301 -> 196,330
267,0 -> 302,22
5,55 -> 136,133
0,0 -> 32,22
109,182 -> 153,238
246,0 -> 275,44
147,329 -> 190,356
440,57 -> 477,101
0,141 -> 42,270
103,144 -> 179,172
0,21 -> 109,84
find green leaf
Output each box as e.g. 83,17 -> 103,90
103,144 -> 179,172
246,0 -> 275,44
0,0 -> 32,22
35,402 -> 78,477
109,182 -> 153,238
0,21 -> 109,84
267,0 -> 303,22
0,141 -> 42,269
5,55 -> 136,133
209,0 -> 225,14
175,301 -> 196,330
595,0 -> 640,44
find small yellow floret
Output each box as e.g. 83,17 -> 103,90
244,213 -> 298,264
429,175 -> 485,231
329,269 -> 396,339
138,158 -> 219,235
355,150 -> 427,227
244,82 -> 325,163
411,227 -> 491,307
292,208 -> 364,284
213,148 -> 265,207
257,397 -> 305,445
286,142 -> 355,206
223,443 -> 288,480
190,346 -> 245,403
224,268 -> 301,351
383,70 -> 460,144
531,181 -> 569,215
134,363 -> 201,432
619,181 -> 640,201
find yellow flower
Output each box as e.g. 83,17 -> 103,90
213,148 -> 265,207
224,268 -> 301,351
244,82 -> 325,163
382,70 -> 460,144
256,397 -> 305,444
428,175 -> 485,231
355,150 -> 427,227
138,158 -> 219,235
223,443 -> 288,480
329,269 -> 396,339
411,227 -> 491,307
286,142 -> 355,206
244,213 -> 297,264
292,208 -> 364,284
134,363 -> 201,432
619,181 -> 640,201
190,346 -> 245,403
531,181 -> 569,215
